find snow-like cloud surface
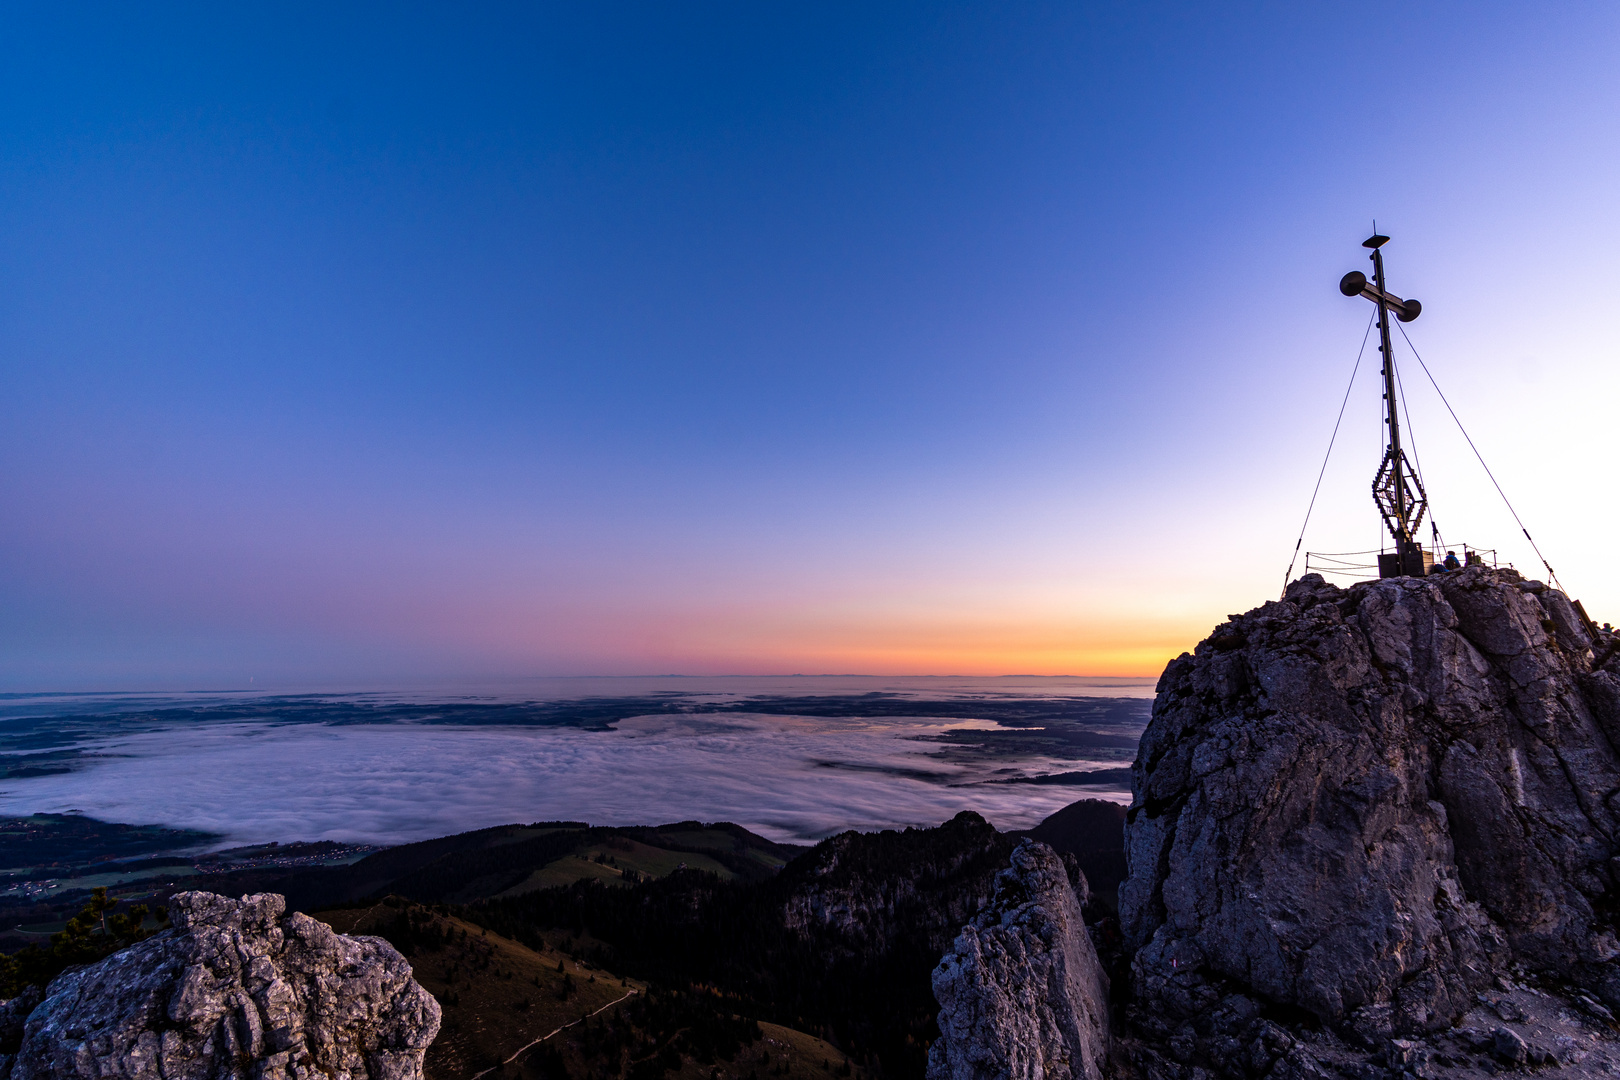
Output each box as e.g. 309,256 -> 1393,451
0,711 -> 1131,846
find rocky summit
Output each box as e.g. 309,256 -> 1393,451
3,891 -> 439,1080
1118,565 -> 1620,1078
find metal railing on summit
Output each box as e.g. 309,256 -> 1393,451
1304,546 -> 1500,582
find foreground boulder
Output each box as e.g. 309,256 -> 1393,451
1119,567 -> 1620,1076
8,891 -> 439,1080
929,840 -> 1110,1080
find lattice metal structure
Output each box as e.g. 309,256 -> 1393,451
1372,445 -> 1426,548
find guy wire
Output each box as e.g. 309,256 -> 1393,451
1394,320 -> 1562,591
1283,311 -> 1375,595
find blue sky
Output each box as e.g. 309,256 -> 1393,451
3,4 -> 1618,685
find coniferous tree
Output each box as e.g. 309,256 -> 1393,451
0,887 -> 168,997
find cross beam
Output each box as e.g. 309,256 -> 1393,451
1338,271 -> 1422,323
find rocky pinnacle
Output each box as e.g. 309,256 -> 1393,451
929,840 -> 1111,1080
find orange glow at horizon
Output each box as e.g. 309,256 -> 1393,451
526,614 -> 1214,678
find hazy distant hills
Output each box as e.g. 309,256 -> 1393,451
187,820 -> 806,913
0,796 -> 1127,934
0,816 -> 803,945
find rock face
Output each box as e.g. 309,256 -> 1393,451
8,891 -> 439,1080
928,840 -> 1110,1080
1119,566 -> 1620,1074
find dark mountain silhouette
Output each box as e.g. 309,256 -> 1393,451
1014,797 -> 1127,914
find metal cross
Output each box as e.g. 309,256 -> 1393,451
1340,235 -> 1429,576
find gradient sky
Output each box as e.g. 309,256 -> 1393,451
3,4 -> 1618,687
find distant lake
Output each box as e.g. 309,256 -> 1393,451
0,675 -> 1153,848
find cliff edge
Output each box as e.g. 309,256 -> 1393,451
1120,566 -> 1620,1076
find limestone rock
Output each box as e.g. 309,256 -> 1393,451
1122,566 -> 1620,1047
928,840 -> 1110,1080
9,891 -> 439,1080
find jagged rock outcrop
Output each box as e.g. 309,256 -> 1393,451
6,891 -> 439,1080
1119,566 -> 1620,1076
929,840 -> 1111,1080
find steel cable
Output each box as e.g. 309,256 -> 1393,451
1282,312 -> 1375,595
1394,320 -> 1562,591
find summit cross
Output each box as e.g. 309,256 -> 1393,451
1340,235 -> 1429,578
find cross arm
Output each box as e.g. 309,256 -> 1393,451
1339,271 -> 1422,322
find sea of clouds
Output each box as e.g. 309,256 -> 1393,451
0,677 -> 1151,847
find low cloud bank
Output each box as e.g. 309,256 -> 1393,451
0,691 -> 1143,845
